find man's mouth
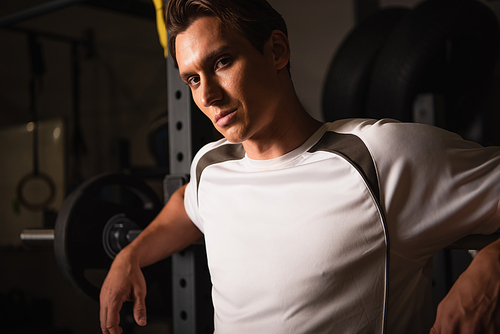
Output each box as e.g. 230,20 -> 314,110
215,109 -> 237,127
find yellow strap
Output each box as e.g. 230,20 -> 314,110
152,0 -> 167,57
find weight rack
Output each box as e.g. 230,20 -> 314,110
165,46 -> 215,333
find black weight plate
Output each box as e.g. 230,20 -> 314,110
366,0 -> 500,133
54,173 -> 164,300
322,7 -> 411,121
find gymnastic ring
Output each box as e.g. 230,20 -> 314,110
366,0 -> 500,128
17,172 -> 56,211
322,7 -> 411,121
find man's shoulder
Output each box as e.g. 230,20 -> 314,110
324,118 -> 466,178
326,118 -> 457,157
326,118 -> 406,139
190,138 -> 245,185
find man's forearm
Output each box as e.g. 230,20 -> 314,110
477,235 -> 500,259
431,234 -> 500,333
117,183 -> 203,268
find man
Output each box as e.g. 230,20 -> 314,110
100,0 -> 500,333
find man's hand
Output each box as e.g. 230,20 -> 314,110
99,184 -> 201,333
430,239 -> 500,334
100,252 -> 147,334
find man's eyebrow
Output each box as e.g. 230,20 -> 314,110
179,45 -> 232,81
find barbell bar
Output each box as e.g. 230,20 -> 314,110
20,224 -> 143,258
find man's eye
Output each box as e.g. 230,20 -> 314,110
188,76 -> 200,86
215,57 -> 231,70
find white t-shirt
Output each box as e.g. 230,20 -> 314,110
184,119 -> 500,333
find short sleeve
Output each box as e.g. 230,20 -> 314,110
183,138 -> 231,234
346,119 -> 500,263
184,178 -> 203,233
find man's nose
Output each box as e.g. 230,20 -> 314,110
200,77 -> 223,107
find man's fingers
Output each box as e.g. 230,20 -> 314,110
429,326 -> 438,334
100,304 -> 109,334
133,288 -> 148,326
111,296 -> 127,333
100,291 -> 124,334
133,300 -> 147,326
99,256 -> 148,332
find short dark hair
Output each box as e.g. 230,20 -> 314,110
166,0 -> 289,69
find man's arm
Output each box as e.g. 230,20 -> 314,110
430,237 -> 500,334
99,183 -> 202,334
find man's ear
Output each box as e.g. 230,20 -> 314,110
270,30 -> 290,71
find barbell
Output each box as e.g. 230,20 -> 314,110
21,217 -> 142,257
20,172 -> 166,300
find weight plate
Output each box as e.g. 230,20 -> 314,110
366,0 -> 500,134
322,7 -> 411,121
54,173 -> 164,300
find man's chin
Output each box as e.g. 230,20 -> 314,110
220,132 -> 245,144
224,136 -> 244,144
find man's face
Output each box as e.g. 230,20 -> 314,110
176,16 -> 282,144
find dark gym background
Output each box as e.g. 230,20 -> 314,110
1,1 -> 500,333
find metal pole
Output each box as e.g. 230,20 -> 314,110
20,229 -> 55,248
0,0 -> 86,27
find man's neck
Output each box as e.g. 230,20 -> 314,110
242,102 -> 324,160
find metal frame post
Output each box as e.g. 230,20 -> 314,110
166,27 -> 214,333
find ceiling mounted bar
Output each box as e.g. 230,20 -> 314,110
0,0 -> 155,28
4,26 -> 82,43
0,0 -> 86,27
